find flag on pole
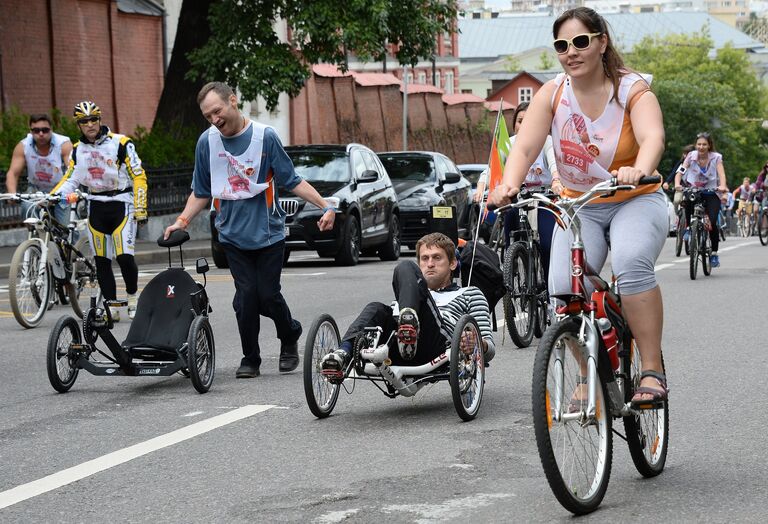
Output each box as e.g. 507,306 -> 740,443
487,114 -> 510,193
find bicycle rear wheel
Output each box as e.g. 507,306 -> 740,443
674,213 -> 685,257
688,222 -> 699,280
701,228 -> 711,276
623,340 -> 669,477
503,242 -> 535,348
532,317 -> 612,515
9,239 -> 51,328
759,210 -> 768,246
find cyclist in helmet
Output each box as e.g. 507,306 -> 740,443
51,101 -> 148,321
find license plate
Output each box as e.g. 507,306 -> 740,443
284,226 -> 289,236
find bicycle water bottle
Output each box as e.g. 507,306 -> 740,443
596,317 -> 620,371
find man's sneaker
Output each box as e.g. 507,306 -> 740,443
397,308 -> 419,360
127,293 -> 137,320
710,254 -> 720,268
109,306 -> 120,323
321,350 -> 349,383
682,228 -> 690,243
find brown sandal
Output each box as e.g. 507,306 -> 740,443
631,370 -> 668,408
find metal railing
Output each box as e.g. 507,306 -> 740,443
0,166 -> 194,229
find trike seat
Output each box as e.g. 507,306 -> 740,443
122,267 -> 199,359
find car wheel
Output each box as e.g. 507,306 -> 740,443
378,215 -> 401,261
335,215 -> 360,266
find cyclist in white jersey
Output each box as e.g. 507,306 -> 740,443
5,113 -> 72,225
733,177 -> 756,220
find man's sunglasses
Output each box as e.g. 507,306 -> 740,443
30,127 -> 51,134
553,32 -> 602,54
77,116 -> 100,125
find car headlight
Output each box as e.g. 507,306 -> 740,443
305,196 -> 341,211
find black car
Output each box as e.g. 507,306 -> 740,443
377,151 -> 472,249
210,143 -> 400,267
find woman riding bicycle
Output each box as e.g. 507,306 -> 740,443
503,102 -> 559,284
674,132 -> 728,266
490,7 -> 668,406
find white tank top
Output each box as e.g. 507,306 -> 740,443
683,151 -> 721,190
22,132 -> 70,191
208,120 -> 271,200
551,72 -> 648,192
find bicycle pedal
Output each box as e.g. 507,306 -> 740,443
321,369 -> 344,383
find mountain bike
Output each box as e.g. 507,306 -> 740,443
684,188 -> 716,280
497,176 -> 668,515
501,188 -> 554,348
737,201 -> 753,238
1,192 -> 99,328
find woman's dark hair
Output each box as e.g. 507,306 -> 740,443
696,132 -> 715,152
553,7 -> 625,103
511,102 -> 529,134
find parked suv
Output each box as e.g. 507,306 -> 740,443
377,151 -> 471,249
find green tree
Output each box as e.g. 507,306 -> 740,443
537,50 -> 555,70
176,0 -> 456,116
626,32 -> 768,185
503,54 -> 521,73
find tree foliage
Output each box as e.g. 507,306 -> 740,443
626,31 -> 768,185
186,0 -> 458,112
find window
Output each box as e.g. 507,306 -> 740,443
518,87 -> 533,104
418,71 -> 426,84
405,72 -> 414,84
351,151 -> 368,179
434,71 -> 441,88
361,152 -> 380,180
445,71 -> 454,94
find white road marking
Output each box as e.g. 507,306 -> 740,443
315,509 -> 360,523
719,240 -> 758,252
182,411 -> 204,417
0,404 -> 274,510
654,263 -> 675,271
284,272 -> 326,277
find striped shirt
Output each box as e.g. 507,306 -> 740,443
430,284 -> 495,355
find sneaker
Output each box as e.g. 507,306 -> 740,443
127,293 -> 137,320
321,349 -> 349,383
682,228 -> 690,243
710,254 -> 720,268
397,308 -> 419,360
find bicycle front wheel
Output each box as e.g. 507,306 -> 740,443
532,317 -> 612,515
688,222 -> 699,280
758,210 -> 768,246
66,236 -> 98,319
503,242 -> 535,348
532,242 -> 548,339
9,239 -> 51,328
623,340 -> 669,477
675,213 -> 685,257
700,228 -> 711,276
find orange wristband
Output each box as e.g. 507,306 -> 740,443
177,215 -> 189,228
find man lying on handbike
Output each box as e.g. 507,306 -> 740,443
322,233 -> 496,377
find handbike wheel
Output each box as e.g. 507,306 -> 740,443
532,243 -> 548,339
187,316 -> 215,393
46,315 -> 81,393
67,236 -> 98,319
758,210 -> 768,246
701,229 -> 711,276
303,314 -> 341,418
688,223 -> 698,280
623,340 -> 669,477
449,315 -> 485,421
503,242 -> 535,348
532,316 -> 612,515
9,239 -> 51,328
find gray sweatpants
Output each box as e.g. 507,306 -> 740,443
549,190 -> 668,297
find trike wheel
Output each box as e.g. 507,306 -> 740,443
187,316 -> 215,393
503,242 -> 535,347
47,315 -> 81,393
303,314 -> 341,418
449,315 -> 485,421
623,340 -> 669,478
532,317 -> 612,515
9,238 -> 50,328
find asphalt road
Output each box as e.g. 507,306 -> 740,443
0,238 -> 766,522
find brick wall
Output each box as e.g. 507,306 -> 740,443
0,0 -> 163,135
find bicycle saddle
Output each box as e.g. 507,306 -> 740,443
157,229 -> 190,248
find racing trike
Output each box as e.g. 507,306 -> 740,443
303,307 -> 485,421
46,230 -> 216,394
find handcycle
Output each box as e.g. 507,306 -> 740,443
684,187 -> 717,280
46,229 -> 215,394
497,176 -> 669,515
501,187 -> 555,348
303,307 -> 485,422
0,191 -> 97,328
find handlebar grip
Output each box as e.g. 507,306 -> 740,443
637,175 -> 662,185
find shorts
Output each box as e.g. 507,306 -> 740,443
86,200 -> 136,259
